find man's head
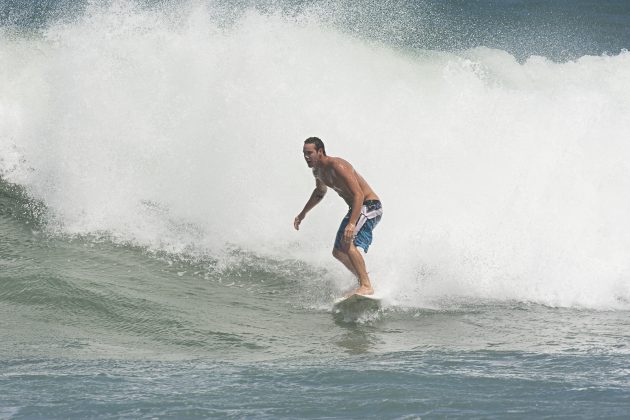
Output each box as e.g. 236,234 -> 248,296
303,137 -> 326,168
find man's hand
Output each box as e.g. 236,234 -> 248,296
294,213 -> 305,230
343,222 -> 356,245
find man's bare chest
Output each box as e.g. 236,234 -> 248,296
315,169 -> 344,192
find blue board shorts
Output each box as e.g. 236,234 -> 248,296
334,200 -> 383,253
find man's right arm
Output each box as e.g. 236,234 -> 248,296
294,179 -> 327,230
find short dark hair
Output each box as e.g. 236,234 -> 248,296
304,137 -> 326,156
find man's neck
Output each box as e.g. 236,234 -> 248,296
316,155 -> 332,169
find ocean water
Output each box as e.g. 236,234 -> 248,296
1,0 -> 630,418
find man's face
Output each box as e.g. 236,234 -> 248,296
303,144 -> 321,168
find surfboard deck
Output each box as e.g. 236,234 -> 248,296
332,293 -> 382,312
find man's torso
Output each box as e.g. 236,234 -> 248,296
313,157 -> 379,206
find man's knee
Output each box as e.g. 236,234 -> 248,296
332,247 -> 346,259
346,244 -> 365,258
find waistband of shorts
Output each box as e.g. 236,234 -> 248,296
349,199 -> 381,210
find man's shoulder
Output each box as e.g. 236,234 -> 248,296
329,157 -> 353,171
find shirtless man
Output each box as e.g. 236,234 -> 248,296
294,137 -> 383,296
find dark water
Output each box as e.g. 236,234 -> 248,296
3,0 -> 630,61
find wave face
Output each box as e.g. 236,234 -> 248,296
1,1 -> 630,310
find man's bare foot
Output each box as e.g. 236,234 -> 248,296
342,289 -> 355,298
343,286 -> 373,297
355,285 -> 374,296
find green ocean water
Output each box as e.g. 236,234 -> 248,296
2,182 -> 630,417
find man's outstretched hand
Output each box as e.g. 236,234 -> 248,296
294,214 -> 304,230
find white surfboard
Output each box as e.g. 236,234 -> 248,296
332,293 -> 382,312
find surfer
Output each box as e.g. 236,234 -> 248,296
294,137 -> 383,296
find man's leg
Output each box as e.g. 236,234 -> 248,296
333,247 -> 374,295
345,244 -> 374,295
332,248 -> 358,277
332,213 -> 374,295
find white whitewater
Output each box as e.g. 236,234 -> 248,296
1,2 -> 629,309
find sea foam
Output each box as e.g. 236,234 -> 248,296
1,2 -> 629,309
